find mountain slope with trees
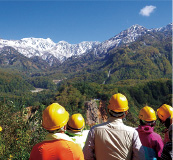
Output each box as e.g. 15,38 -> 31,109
53,30 -> 172,84
0,46 -> 50,73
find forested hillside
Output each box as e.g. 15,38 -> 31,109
0,46 -> 50,73
54,31 -> 172,84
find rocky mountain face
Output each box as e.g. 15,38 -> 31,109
0,23 -> 171,66
85,100 -> 108,127
90,23 -> 172,56
0,38 -> 100,65
92,24 -> 148,55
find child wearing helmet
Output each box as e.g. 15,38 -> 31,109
137,106 -> 164,159
66,113 -> 89,149
157,104 -> 173,144
29,103 -> 84,160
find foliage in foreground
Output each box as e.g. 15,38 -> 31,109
0,102 -> 47,160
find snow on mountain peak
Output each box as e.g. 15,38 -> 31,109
48,40 -> 100,62
20,37 -> 56,50
130,24 -> 145,29
0,23 -> 170,65
96,24 -> 147,53
0,37 -> 100,63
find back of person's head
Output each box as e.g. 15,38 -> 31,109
42,103 -> 69,132
67,113 -> 85,132
107,93 -> 129,118
157,104 -> 173,128
139,106 -> 156,126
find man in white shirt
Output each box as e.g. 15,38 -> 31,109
83,93 -> 145,160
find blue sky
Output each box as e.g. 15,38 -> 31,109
0,1 -> 172,44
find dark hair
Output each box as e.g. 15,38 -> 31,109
168,124 -> 172,140
165,117 -> 171,129
139,119 -> 156,127
109,109 -> 125,118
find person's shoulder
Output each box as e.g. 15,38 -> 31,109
31,141 -> 48,153
82,130 -> 89,136
151,131 -> 163,139
90,122 -> 108,130
32,141 -> 46,148
123,124 -> 136,132
82,130 -> 89,133
67,140 -> 83,150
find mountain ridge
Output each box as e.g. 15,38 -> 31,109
55,27 -> 172,84
0,23 -> 172,65
0,38 -> 100,64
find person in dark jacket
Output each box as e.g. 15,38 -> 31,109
160,124 -> 173,160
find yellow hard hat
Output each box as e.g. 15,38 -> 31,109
67,113 -> 85,131
157,104 -> 173,122
0,126 -> 2,132
139,106 -> 157,121
107,93 -> 129,112
42,103 -> 69,131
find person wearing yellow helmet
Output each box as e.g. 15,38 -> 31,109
66,113 -> 89,149
136,106 -> 164,159
157,104 -> 173,144
83,93 -> 145,160
29,103 -> 84,160
157,104 -> 173,128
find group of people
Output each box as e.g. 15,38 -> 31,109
29,93 -> 173,160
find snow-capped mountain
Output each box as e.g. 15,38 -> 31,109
48,41 -> 101,62
0,38 -> 100,64
93,23 -> 172,55
93,24 -> 148,54
0,23 -> 171,65
152,23 -> 172,32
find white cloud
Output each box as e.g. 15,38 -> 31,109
139,5 -> 156,17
